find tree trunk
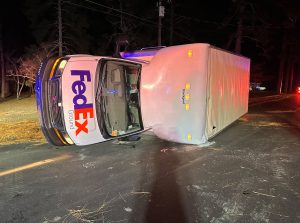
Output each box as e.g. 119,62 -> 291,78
277,31 -> 288,94
0,24 -> 5,99
234,3 -> 244,54
225,34 -> 234,50
18,80 -> 25,100
283,56 -> 291,93
277,57 -> 286,94
235,17 -> 243,54
288,61 -> 294,93
16,77 -> 25,100
16,75 -> 20,100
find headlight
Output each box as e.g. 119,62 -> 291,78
56,59 -> 68,77
49,58 -> 69,79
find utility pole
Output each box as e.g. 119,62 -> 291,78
58,0 -> 63,56
158,1 -> 165,46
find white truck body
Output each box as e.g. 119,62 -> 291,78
37,43 -> 250,146
136,43 -> 250,144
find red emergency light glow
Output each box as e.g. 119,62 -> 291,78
297,87 -> 300,94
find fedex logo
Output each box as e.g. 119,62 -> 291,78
71,70 -> 94,136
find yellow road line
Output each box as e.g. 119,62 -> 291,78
0,154 -> 72,177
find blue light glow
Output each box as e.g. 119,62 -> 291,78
121,50 -> 157,58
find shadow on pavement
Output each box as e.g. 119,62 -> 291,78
145,148 -> 188,223
131,141 -> 196,223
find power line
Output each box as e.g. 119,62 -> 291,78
66,1 -> 197,44
66,1 -> 158,32
66,2 -> 159,33
82,0 -> 156,25
66,2 -> 124,19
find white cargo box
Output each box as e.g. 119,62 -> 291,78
140,43 -> 250,145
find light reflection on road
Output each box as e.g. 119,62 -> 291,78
0,153 -> 72,177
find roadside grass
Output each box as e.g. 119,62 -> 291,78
0,96 -> 46,145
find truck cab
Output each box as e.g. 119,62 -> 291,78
36,56 -> 144,146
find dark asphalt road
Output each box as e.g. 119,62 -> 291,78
0,94 -> 299,223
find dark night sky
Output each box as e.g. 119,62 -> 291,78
0,1 -> 285,50
1,0 -> 300,89
1,0 -> 33,54
1,0 -> 239,54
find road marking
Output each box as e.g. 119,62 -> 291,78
0,154 -> 72,177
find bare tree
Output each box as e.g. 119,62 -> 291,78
6,68 -> 25,100
6,43 -> 55,99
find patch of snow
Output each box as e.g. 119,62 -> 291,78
124,207 -> 132,212
192,185 -> 201,190
197,141 -> 215,147
78,154 -> 86,161
83,162 -> 96,169
53,216 -> 62,222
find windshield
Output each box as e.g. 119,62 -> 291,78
96,59 -> 142,138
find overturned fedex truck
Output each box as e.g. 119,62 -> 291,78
36,43 -> 250,146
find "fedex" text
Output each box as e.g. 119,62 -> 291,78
71,70 -> 94,136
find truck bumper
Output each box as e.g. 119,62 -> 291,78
35,57 -> 69,146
